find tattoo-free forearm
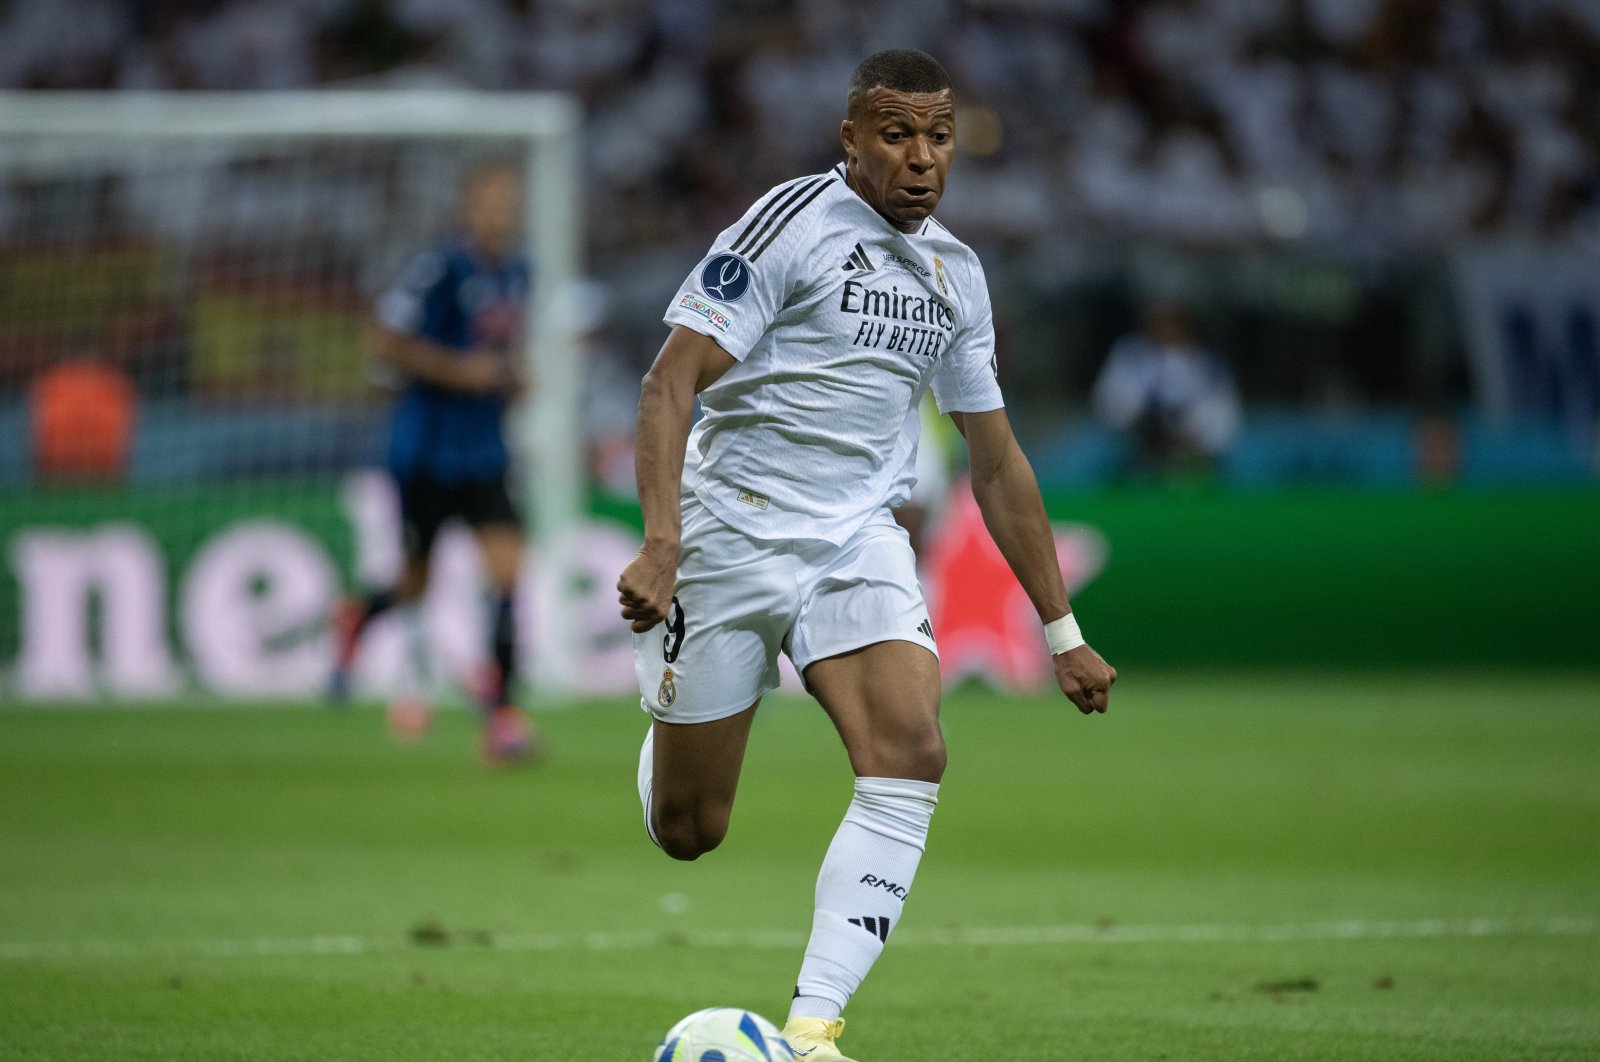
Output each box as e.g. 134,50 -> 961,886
969,445 -> 1072,623
633,367 -> 697,551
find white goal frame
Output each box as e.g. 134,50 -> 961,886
0,91 -> 586,695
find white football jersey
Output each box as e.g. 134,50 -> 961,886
663,163 -> 1003,546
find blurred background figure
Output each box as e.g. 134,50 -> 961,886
30,360 -> 136,484
1091,301 -> 1240,481
329,161 -> 538,765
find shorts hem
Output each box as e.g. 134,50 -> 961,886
790,634 -> 938,676
642,682 -> 779,726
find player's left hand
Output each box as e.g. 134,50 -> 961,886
1054,643 -> 1116,714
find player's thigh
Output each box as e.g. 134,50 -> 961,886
395,475 -> 446,596
793,518 -> 944,781
471,523 -> 523,590
805,640 -> 943,782
463,480 -> 523,590
649,702 -> 759,831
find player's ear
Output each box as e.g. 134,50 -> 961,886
840,119 -> 856,160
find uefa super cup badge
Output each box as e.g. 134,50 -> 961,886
658,668 -> 677,708
933,255 -> 948,296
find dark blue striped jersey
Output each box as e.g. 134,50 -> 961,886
375,240 -> 530,482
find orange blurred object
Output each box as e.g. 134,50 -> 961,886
31,361 -> 136,481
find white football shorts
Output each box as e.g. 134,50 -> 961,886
632,494 -> 938,724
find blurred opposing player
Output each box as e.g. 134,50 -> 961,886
330,161 -> 538,766
617,50 -> 1116,1060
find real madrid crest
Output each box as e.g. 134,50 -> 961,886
658,668 -> 677,708
933,254 -> 948,296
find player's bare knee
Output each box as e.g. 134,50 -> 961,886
655,823 -> 725,862
901,729 -> 948,782
480,541 -> 522,591
858,726 -> 946,782
652,802 -> 731,862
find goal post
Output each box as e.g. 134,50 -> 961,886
0,91 -> 586,699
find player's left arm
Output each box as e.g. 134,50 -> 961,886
951,407 -> 1117,714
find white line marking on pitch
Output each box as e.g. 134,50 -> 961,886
0,918 -> 1593,963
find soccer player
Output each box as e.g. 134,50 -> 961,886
617,51 -> 1117,1060
330,161 -> 538,766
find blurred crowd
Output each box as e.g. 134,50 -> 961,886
3,0 -> 1598,264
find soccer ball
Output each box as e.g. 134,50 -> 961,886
653,1007 -> 795,1061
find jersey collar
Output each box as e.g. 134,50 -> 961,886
834,161 -> 933,237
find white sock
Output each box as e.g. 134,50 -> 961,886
637,726 -> 662,850
789,776 -> 939,1022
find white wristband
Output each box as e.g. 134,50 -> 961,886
1044,613 -> 1084,656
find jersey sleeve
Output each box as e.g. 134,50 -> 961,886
931,259 -> 1004,414
661,177 -> 829,361
375,250 -> 451,335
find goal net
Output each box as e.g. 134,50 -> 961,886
0,92 -> 584,702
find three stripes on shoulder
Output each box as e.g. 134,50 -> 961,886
730,174 -> 838,263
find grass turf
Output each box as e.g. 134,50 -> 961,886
1,672 -> 1597,1060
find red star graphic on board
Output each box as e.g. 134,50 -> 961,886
922,478 -> 1107,689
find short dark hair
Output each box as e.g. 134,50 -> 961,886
846,49 -> 953,118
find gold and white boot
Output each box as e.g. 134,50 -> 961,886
780,1017 -> 858,1061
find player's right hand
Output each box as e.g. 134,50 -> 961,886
1053,643 -> 1116,715
617,544 -> 679,633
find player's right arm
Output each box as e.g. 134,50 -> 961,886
367,325 -> 511,393
617,325 -> 736,633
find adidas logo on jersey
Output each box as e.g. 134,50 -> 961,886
840,243 -> 876,274
916,618 -> 934,642
847,915 -> 892,942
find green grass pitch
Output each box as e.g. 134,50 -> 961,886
2,672 -> 1597,1060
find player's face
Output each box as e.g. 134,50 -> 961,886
463,169 -> 522,259
841,88 -> 956,233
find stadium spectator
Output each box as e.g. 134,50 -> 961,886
1092,301 -> 1241,478
328,160 -> 538,765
